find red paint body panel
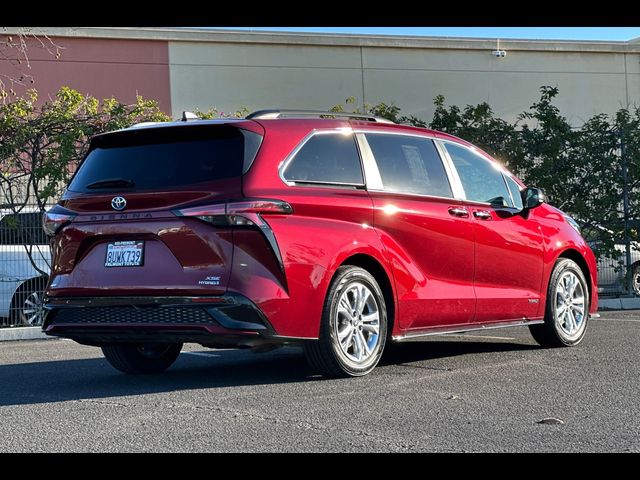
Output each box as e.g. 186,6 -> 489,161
368,192 -> 475,329
469,205 -> 545,322
49,218 -> 233,296
533,204 -> 599,315
46,117 -> 598,346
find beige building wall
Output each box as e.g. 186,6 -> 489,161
168,42 -> 365,116
164,32 -> 640,125
5,28 -> 640,126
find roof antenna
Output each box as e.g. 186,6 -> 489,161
181,111 -> 198,122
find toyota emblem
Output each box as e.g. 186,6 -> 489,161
111,196 -> 127,211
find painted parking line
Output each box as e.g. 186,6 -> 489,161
599,317 -> 640,323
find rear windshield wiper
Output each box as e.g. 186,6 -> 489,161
86,178 -> 135,189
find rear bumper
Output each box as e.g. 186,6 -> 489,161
42,294 -> 287,347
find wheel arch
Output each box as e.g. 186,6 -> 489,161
339,253 -> 397,339
557,249 -> 592,302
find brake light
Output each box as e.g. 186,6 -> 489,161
43,205 -> 77,236
174,199 -> 292,272
174,199 -> 292,227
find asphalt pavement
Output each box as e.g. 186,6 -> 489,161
1,310 -> 639,452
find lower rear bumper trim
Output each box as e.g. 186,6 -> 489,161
42,293 -> 276,342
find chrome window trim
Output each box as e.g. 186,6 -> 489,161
354,133 -> 384,190
355,130 -> 459,200
361,189 -> 462,203
282,179 -> 365,188
278,128 -> 366,189
433,140 -> 466,200
438,139 -> 517,207
502,172 -> 525,210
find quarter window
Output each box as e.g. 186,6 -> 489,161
444,142 -> 512,206
283,133 -> 364,185
504,174 -> 524,210
365,134 -> 453,198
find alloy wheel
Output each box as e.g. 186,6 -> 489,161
22,290 -> 45,326
333,281 -> 381,364
555,271 -> 586,338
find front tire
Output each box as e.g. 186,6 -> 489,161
304,266 -> 387,378
101,343 -> 183,374
530,258 -> 589,347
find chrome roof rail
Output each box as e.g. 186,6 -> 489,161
128,121 -> 167,129
246,109 -> 395,124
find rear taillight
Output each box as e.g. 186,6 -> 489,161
173,199 -> 292,227
43,205 -> 77,236
174,199 -> 292,271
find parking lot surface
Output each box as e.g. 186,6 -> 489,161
1,310 -> 639,452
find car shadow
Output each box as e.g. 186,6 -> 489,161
0,338 -> 539,407
380,338 -> 540,366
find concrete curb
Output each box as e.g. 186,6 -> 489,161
0,327 -> 51,342
598,297 -> 640,311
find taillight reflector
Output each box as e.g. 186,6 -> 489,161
174,199 -> 292,227
43,205 -> 77,236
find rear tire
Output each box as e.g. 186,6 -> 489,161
529,258 -> 589,348
101,343 -> 183,374
304,266 -> 387,378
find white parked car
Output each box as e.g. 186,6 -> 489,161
0,209 -> 50,326
580,220 -> 640,297
595,242 -> 640,297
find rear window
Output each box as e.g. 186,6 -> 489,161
69,125 -> 261,192
283,133 -> 364,185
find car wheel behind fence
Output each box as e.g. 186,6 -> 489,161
10,276 -> 48,327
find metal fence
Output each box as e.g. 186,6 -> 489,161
595,248 -> 640,298
0,204 -> 51,328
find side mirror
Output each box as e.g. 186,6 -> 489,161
522,187 -> 546,210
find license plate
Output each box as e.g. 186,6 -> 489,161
105,241 -> 144,267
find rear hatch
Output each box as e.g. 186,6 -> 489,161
48,121 -> 263,298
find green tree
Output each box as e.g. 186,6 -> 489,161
0,87 -> 170,274
331,87 -> 640,261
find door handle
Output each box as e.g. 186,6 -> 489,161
448,207 -> 469,218
473,210 -> 492,220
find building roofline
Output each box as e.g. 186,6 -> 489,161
4,26 -> 640,53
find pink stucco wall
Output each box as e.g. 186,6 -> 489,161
1,36 -> 171,113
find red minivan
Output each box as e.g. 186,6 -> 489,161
42,110 -> 598,377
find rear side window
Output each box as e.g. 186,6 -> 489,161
0,212 -> 48,245
365,134 -> 453,198
283,133 -> 364,185
69,125 -> 259,192
444,142 -> 512,207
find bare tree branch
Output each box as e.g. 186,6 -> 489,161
0,27 -> 64,101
